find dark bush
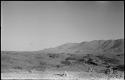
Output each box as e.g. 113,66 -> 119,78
48,54 -> 59,58
13,66 -> 22,69
96,55 -> 120,64
65,57 -> 76,60
104,58 -> 120,64
77,58 -> 85,62
56,65 -> 61,68
61,60 -> 71,65
113,65 -> 124,71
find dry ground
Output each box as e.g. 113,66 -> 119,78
1,71 -> 124,80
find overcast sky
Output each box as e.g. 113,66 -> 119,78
1,1 -> 124,51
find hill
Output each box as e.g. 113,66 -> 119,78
1,39 -> 124,79
41,39 -> 124,54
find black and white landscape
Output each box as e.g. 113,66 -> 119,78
1,39 -> 124,80
1,1 -> 124,80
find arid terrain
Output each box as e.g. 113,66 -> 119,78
1,39 -> 124,80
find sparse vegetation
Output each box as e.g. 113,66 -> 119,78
61,60 -> 71,66
1,39 -> 124,79
47,53 -> 59,58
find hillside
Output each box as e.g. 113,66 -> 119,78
41,39 -> 124,54
1,39 -> 124,79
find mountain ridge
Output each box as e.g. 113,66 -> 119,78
41,38 -> 124,55
1,38 -> 124,53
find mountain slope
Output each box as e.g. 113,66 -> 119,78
41,39 -> 124,55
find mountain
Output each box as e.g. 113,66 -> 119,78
41,39 -> 124,55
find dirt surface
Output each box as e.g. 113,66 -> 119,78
1,71 -> 124,80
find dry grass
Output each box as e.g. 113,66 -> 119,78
1,71 -> 124,80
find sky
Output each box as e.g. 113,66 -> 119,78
1,1 -> 124,51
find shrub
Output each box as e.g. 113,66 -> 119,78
13,66 -> 22,70
48,54 -> 59,58
61,60 -> 71,65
